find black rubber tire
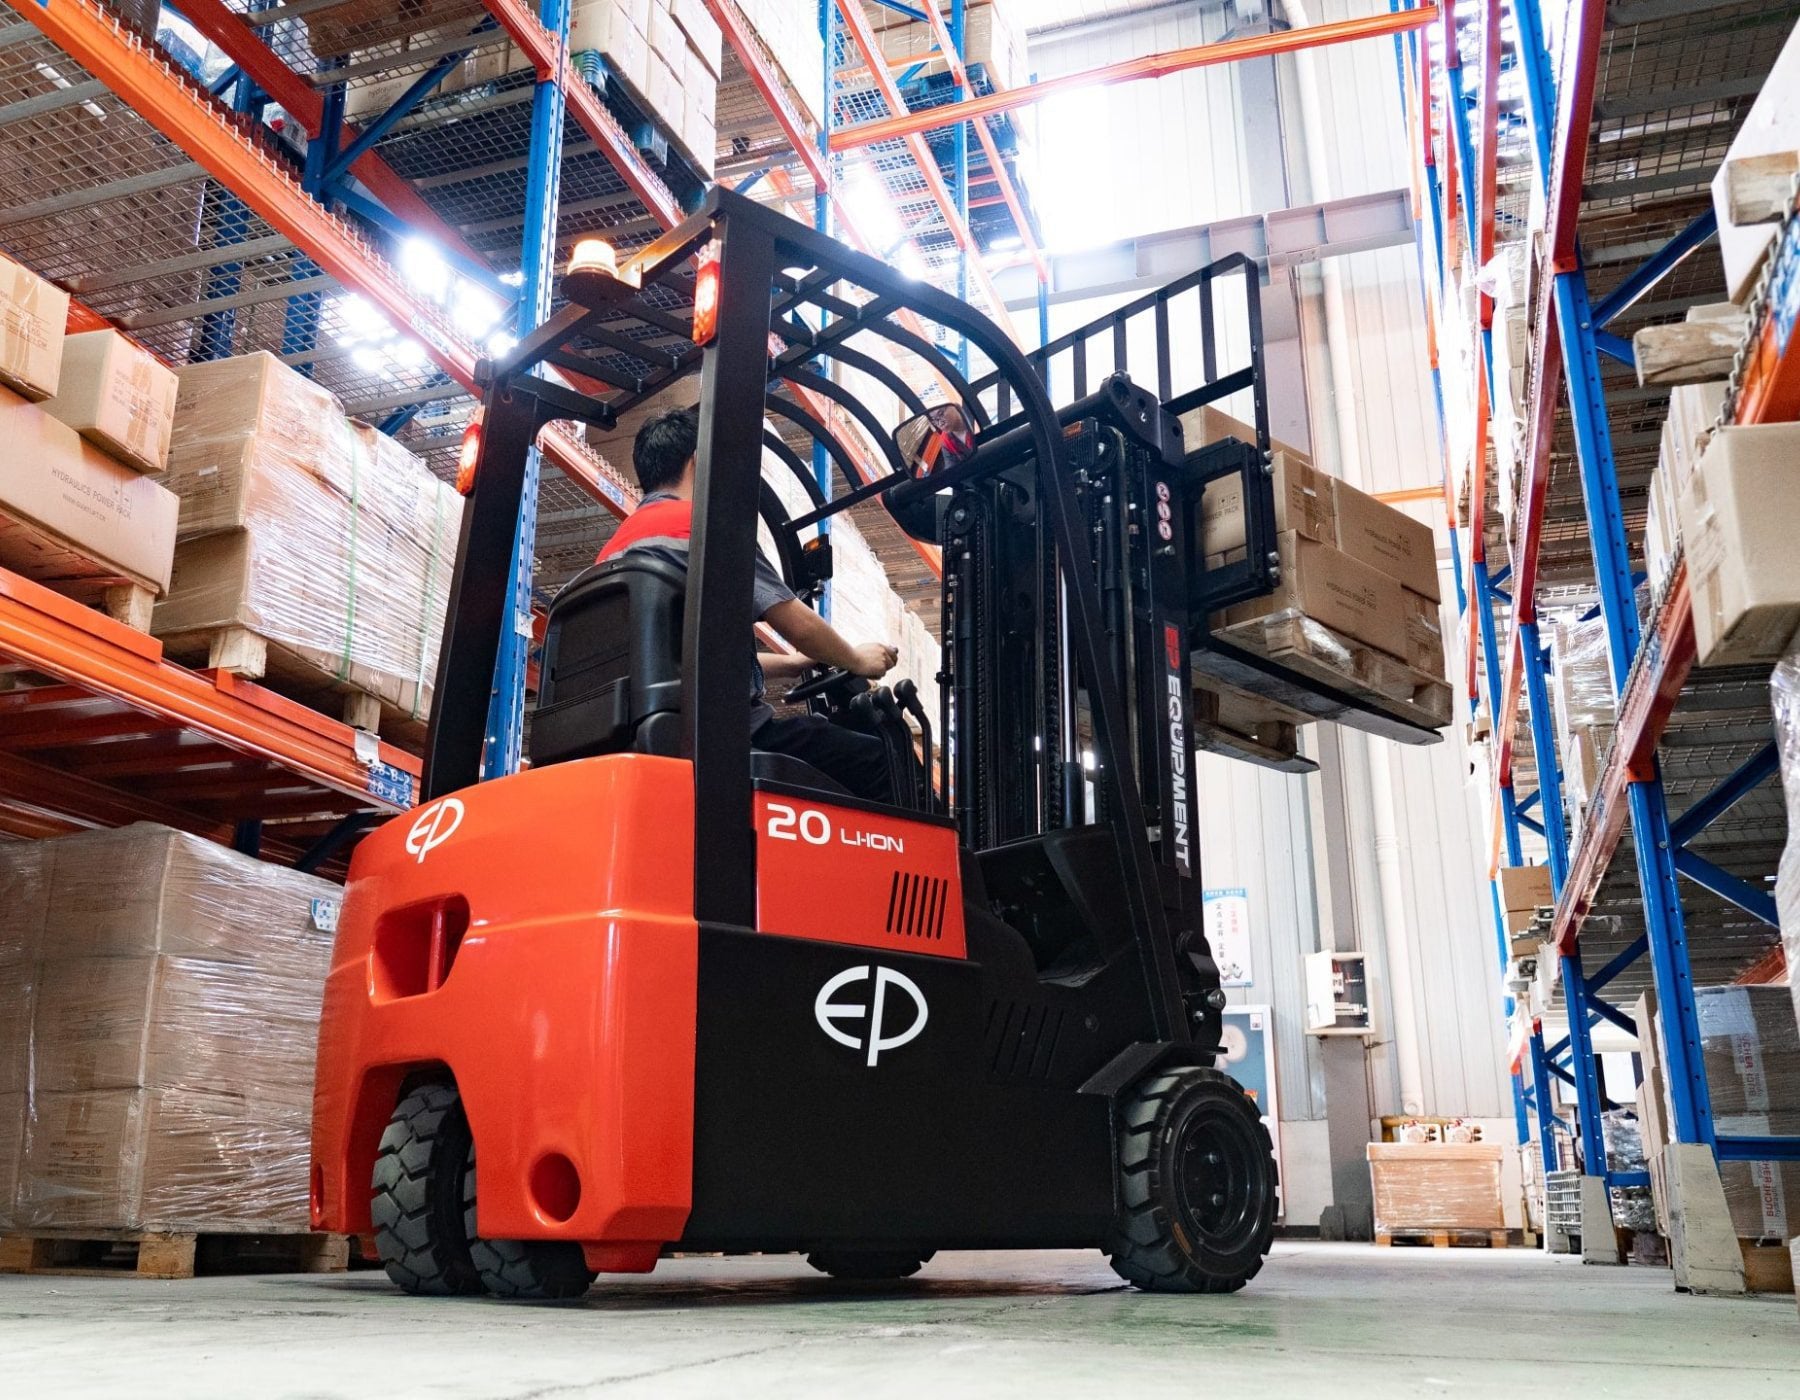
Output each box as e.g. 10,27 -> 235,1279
805,1249 -> 935,1281
1106,1067 -> 1278,1293
464,1142 -> 596,1301
370,1082 -> 485,1296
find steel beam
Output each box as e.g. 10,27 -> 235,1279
830,7 -> 1441,149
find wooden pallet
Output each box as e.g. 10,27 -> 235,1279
1741,1239 -> 1796,1295
1216,612 -> 1453,730
0,1230 -> 348,1280
1375,1229 -> 1511,1249
156,625 -> 428,752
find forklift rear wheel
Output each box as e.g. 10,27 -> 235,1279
370,1082 -> 485,1296
464,1145 -> 597,1301
805,1249 -> 935,1281
1106,1068 -> 1277,1293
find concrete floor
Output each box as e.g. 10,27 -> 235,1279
1,1242 -> 1794,1397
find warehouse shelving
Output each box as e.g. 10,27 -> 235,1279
1400,0 -> 1800,1221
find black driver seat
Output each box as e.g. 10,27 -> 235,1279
530,554 -> 851,798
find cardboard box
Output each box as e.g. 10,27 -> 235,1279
33,823 -> 338,970
1199,448 -> 1334,557
1678,423 -> 1800,666
1402,589 -> 1444,675
0,253 -> 69,401
0,840 -> 50,966
0,1091 -> 20,1223
1367,1142 -> 1505,1233
572,1 -> 651,97
0,969 -> 31,1097
1333,477 -> 1440,602
685,82 -> 717,176
671,0 -> 722,75
1711,23 -> 1800,303
0,387 -> 179,594
14,1086 -> 313,1233
42,330 -> 178,475
1498,863 -> 1553,915
646,51 -> 682,125
1178,403 -> 1309,463
1694,986 -> 1800,1134
1219,531 -> 1410,660
648,0 -> 687,67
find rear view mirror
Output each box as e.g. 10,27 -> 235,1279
894,403 -> 977,480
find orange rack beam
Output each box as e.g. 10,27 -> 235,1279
0,569 -> 417,855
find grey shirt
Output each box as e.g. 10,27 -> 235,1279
616,491 -> 797,732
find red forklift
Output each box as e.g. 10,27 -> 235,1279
309,187 -> 1440,1300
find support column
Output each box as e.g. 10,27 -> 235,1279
482,0 -> 568,778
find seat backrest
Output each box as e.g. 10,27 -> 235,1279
531,552 -> 686,765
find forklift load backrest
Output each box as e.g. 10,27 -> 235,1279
532,553 -> 687,764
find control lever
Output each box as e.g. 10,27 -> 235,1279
893,679 -> 934,809
871,687 -> 919,809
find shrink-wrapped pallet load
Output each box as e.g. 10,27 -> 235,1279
152,353 -> 460,732
0,825 -> 337,1233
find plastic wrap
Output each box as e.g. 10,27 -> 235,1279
0,823 -> 337,1234
1214,606 -> 1453,727
153,353 -> 460,722
1774,653 -> 1800,1048
1366,1142 -> 1506,1235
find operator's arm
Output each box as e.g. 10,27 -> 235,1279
758,650 -> 814,680
764,599 -> 897,679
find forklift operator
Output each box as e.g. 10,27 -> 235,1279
598,407 -> 898,803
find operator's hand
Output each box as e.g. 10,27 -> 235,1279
849,642 -> 899,679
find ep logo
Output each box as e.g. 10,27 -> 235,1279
405,797 -> 464,863
814,965 -> 929,1067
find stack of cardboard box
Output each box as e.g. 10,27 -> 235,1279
1366,1142 -> 1506,1238
337,0 -> 720,179
1186,406 -> 1450,731
1548,612 -> 1616,841
738,0 -> 826,127
870,0 -> 1029,91
0,253 -> 179,614
1496,864 -> 1554,960
152,352 -> 462,732
1636,985 -> 1800,1247
0,825 -> 336,1234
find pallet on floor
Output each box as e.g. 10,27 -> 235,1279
0,1229 -> 348,1280
1375,1228 -> 1511,1249
155,624 -> 428,751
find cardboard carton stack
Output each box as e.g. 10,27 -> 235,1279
152,352 -> 462,733
1367,1142 -> 1506,1239
1547,612 -> 1615,840
1185,406 -> 1450,730
1497,864 -> 1553,960
1636,986 -> 1800,1246
739,0 -> 826,127
870,0 -> 1029,91
336,0 -> 720,178
0,254 -> 180,614
822,514 -> 940,727
0,825 -> 336,1234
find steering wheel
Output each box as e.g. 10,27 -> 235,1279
784,666 -> 862,704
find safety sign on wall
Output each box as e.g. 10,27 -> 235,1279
1204,886 -> 1253,987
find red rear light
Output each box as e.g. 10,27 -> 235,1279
455,417 -> 483,495
691,246 -> 721,345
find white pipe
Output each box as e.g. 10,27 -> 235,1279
1369,739 -> 1428,1116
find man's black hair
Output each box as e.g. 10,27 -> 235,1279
632,407 -> 699,495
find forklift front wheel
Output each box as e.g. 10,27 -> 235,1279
1106,1068 -> 1278,1293
370,1082 -> 486,1297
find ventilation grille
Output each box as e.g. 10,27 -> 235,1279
885,871 -> 949,940
984,1001 -> 1066,1080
